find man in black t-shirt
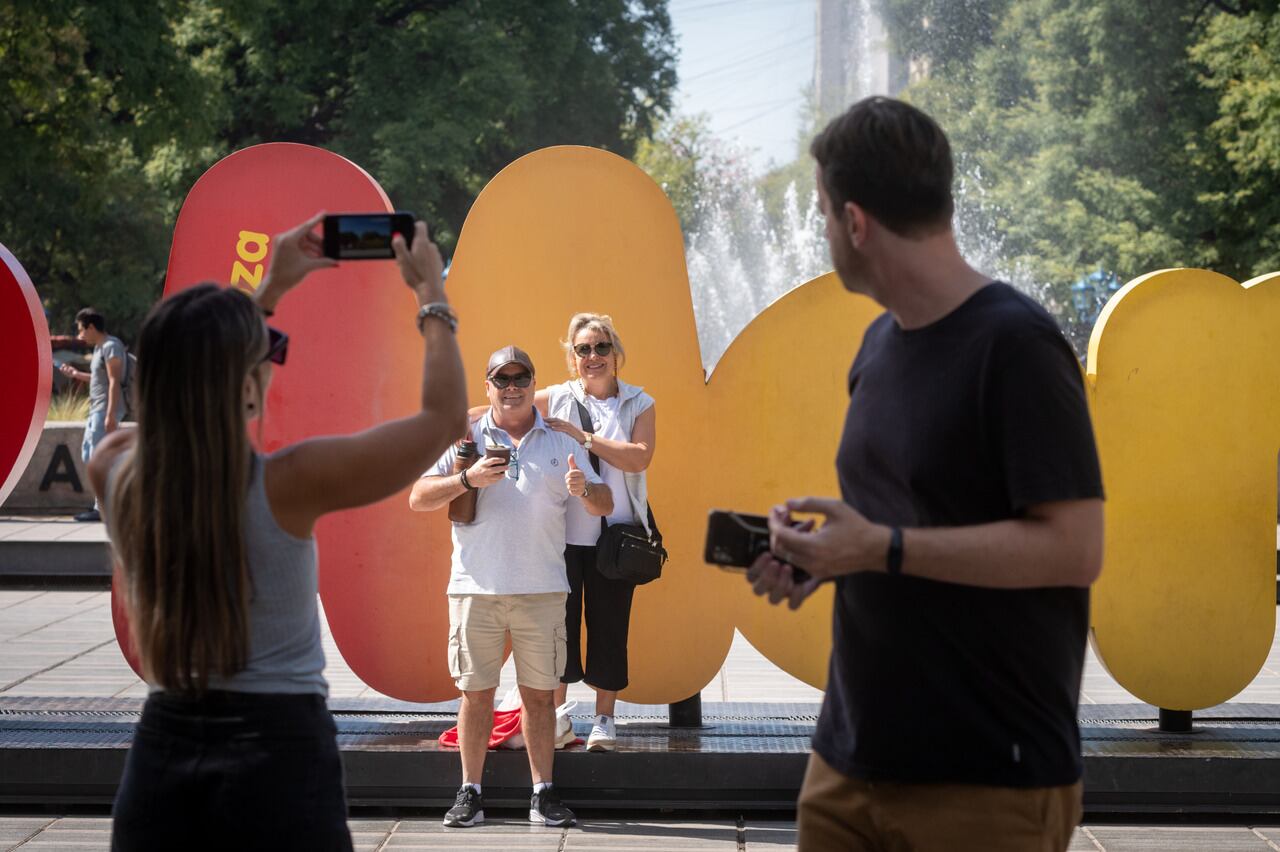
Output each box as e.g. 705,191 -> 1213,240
747,98 -> 1104,851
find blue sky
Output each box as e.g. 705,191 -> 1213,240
668,0 -> 817,172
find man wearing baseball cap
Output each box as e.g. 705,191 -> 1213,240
411,344 -> 613,829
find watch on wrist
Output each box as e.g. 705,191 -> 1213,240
582,434 -> 593,450
886,526 -> 904,576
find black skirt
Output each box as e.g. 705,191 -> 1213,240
111,690 -> 352,852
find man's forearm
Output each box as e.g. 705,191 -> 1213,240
106,383 -> 122,424
581,483 -> 614,517
410,474 -> 468,512
897,501 -> 1103,589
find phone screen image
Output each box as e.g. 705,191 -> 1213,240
323,213 -> 414,260
339,216 -> 393,258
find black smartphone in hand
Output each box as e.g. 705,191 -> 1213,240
704,509 -> 811,583
322,212 -> 415,260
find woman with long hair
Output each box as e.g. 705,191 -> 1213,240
539,312 -> 656,751
87,215 -> 466,850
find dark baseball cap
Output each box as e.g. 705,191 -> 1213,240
486,345 -> 535,378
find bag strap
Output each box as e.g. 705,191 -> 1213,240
576,395 -> 661,544
573,398 -> 609,538
645,503 -> 662,544
572,398 -> 602,474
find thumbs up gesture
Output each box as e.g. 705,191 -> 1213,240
566,454 -> 588,497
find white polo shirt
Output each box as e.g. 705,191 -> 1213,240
429,410 -> 603,595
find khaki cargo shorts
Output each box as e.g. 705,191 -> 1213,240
447,592 -> 568,692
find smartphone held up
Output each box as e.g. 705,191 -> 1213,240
322,212 -> 416,260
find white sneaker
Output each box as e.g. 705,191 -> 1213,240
586,714 -> 616,752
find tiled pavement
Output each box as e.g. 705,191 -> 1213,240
0,589 -> 825,703
7,817 -> 1280,850
5,590 -> 1280,849
9,587 -> 1280,704
0,522 -> 107,546
0,817 -> 796,850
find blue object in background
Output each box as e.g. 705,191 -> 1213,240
1071,267 -> 1123,328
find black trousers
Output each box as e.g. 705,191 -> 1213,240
111,690 -> 352,852
561,543 -> 635,692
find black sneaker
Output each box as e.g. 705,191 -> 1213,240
443,785 -> 484,828
529,785 -> 576,827
74,509 -> 100,522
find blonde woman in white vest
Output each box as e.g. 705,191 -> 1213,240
537,312 -> 656,751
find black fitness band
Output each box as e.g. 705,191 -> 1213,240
886,526 -> 903,576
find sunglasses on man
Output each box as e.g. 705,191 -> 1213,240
573,342 -> 613,358
489,372 -> 533,389
263,327 -> 288,366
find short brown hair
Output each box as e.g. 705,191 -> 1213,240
75,307 -> 106,332
810,97 -> 954,237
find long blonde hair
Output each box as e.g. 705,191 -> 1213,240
109,284 -> 267,692
562,312 -> 627,377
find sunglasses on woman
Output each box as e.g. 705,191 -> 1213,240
263,327 -> 289,366
489,372 -> 533,389
574,342 -> 613,358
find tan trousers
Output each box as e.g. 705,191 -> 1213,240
796,751 -> 1082,852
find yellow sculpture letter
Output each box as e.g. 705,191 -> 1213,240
1088,269 -> 1280,710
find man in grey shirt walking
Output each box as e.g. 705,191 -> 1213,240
58,307 -> 127,522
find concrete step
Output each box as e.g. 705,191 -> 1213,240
0,520 -> 110,578
6,699 -> 1280,815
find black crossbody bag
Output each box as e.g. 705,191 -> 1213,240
574,398 -> 667,585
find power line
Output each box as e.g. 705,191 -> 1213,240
681,21 -> 808,74
717,97 -> 807,133
715,94 -> 806,114
673,0 -> 812,17
681,31 -> 816,83
693,51 -> 815,100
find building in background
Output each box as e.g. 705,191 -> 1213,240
814,0 -> 910,120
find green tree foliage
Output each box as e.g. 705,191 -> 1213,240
633,113 -> 746,237
881,0 -> 1011,69
877,0 -> 1280,315
0,0 -> 210,337
0,0 -> 677,337
635,95 -> 824,244
1191,3 -> 1280,273
755,86 -> 825,229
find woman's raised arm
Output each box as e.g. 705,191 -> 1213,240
264,220 -> 467,538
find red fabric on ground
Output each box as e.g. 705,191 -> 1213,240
437,708 -> 585,750
438,708 -> 525,749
